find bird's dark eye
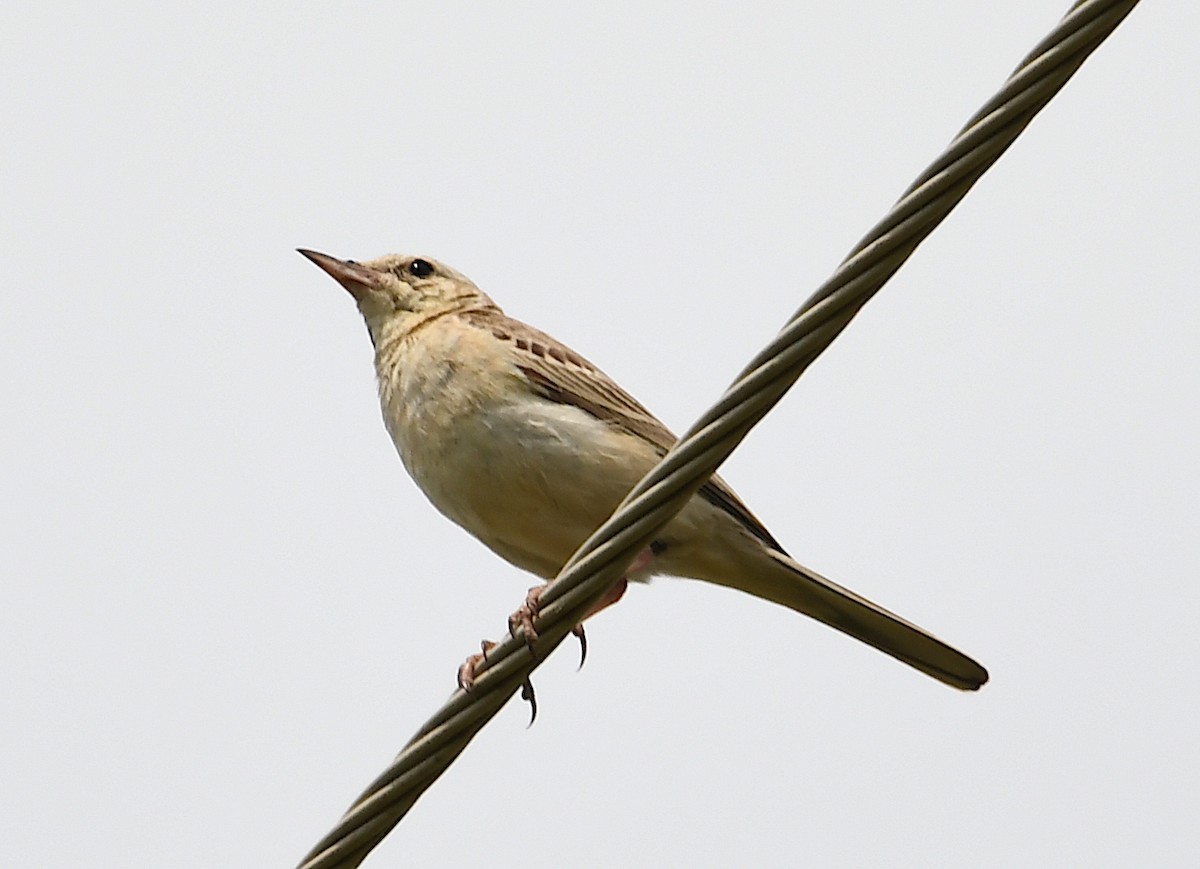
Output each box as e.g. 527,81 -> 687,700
408,259 -> 434,278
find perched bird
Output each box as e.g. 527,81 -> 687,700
299,249 -> 988,692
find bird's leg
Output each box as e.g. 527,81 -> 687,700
567,544 -> 652,666
508,544 -> 654,664
571,577 -> 628,669
480,545 -> 653,717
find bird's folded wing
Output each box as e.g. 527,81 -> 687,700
462,309 -> 785,553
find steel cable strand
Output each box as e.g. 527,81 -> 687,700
296,2 -> 1139,865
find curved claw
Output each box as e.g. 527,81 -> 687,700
572,624 -> 587,670
521,678 -> 538,727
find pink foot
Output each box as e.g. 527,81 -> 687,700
507,585 -> 546,648
458,639 -> 539,724
505,566 -> 637,671
457,639 -> 497,692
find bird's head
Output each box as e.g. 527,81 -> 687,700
298,250 -> 496,346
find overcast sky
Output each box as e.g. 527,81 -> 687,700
3,2 -> 1197,867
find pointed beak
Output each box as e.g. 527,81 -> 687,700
297,249 -> 381,301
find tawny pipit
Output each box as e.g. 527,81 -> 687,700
300,250 -> 988,691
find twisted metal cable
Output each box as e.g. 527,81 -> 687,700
296,2 -> 1139,865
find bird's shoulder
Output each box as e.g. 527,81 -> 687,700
457,308 -> 675,448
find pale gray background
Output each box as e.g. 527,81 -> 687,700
2,2 -> 1196,867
